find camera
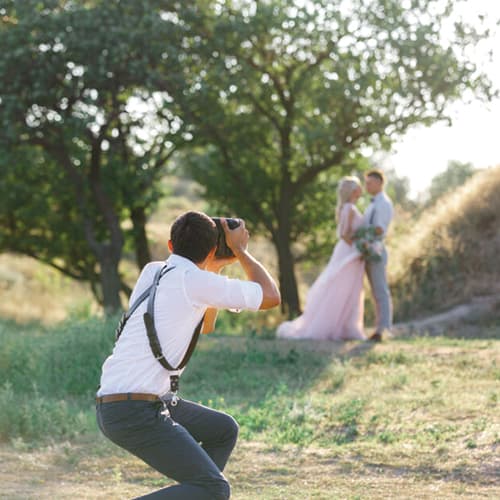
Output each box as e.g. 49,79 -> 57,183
212,217 -> 241,258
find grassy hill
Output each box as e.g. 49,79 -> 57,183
389,165 -> 500,322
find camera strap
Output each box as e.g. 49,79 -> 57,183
115,264 -> 204,398
115,265 -> 175,341
143,264 -> 204,399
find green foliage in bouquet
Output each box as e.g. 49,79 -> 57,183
354,227 -> 383,262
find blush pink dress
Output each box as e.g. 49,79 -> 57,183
277,203 -> 366,341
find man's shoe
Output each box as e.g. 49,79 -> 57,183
368,332 -> 382,342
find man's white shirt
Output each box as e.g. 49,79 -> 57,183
98,254 -> 263,397
363,191 -> 394,238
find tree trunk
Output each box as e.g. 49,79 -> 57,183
273,225 -> 301,318
97,246 -> 123,315
130,205 -> 151,269
86,137 -> 125,314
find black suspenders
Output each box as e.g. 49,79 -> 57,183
115,264 -> 204,396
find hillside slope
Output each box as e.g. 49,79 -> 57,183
389,165 -> 500,321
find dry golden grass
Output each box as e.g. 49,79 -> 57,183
388,165 -> 500,320
1,438 -> 498,499
0,254 -> 96,324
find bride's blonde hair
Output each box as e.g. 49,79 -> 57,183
336,176 -> 361,221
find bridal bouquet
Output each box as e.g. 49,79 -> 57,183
353,226 -> 383,262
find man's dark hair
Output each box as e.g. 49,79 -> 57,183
365,169 -> 385,184
170,211 -> 218,263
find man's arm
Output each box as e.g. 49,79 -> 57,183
222,218 -> 281,310
201,255 -> 238,334
201,307 -> 218,334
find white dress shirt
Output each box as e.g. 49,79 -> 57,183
98,254 -> 263,397
363,191 -> 394,238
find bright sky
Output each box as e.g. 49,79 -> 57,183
387,0 -> 500,197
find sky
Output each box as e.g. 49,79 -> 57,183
386,0 -> 500,197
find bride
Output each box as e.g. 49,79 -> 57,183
277,176 -> 366,341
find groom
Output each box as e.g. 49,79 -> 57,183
364,170 -> 394,341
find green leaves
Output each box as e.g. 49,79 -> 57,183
0,0 -> 493,315
167,0 -> 492,314
0,1 -> 192,309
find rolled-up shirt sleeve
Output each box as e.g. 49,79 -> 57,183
184,269 -> 263,311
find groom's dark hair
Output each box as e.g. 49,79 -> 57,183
170,211 -> 218,263
366,169 -> 385,184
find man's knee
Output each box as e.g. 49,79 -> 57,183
217,413 -> 239,446
208,477 -> 231,500
225,414 -> 239,442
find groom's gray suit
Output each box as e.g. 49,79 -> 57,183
364,192 -> 394,332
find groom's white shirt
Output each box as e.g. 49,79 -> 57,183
364,191 -> 394,239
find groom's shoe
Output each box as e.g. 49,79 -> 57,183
368,332 -> 382,342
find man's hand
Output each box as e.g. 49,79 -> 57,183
219,217 -> 280,310
221,217 -> 249,256
206,255 -> 238,273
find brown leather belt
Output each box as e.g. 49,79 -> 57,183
96,392 -> 160,404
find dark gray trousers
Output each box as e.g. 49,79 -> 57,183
96,398 -> 239,499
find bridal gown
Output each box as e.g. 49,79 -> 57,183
277,203 -> 366,341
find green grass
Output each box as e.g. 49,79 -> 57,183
0,316 -> 116,442
0,317 -> 499,498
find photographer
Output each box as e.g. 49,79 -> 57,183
96,211 -> 280,500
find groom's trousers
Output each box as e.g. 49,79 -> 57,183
366,247 -> 393,331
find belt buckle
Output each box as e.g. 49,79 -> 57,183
160,391 -> 179,407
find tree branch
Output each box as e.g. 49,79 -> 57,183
293,150 -> 345,193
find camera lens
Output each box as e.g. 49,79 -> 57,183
212,217 -> 241,258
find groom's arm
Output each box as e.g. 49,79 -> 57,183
373,200 -> 394,237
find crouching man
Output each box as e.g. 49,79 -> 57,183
96,211 -> 280,499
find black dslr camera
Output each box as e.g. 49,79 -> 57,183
212,217 -> 241,258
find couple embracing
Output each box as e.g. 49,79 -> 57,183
278,169 -> 394,342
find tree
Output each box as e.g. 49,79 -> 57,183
0,0 -> 190,312
382,166 -> 418,213
426,161 -> 477,206
166,0 -> 493,316
0,146 -> 103,297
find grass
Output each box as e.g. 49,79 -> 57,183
0,317 -> 499,498
0,253 -> 96,324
